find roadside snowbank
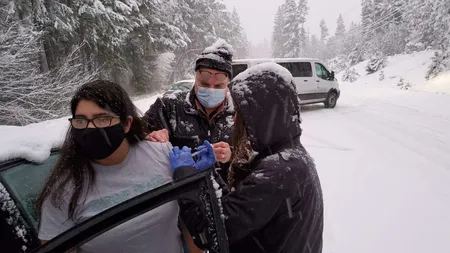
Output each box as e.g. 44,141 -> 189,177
338,50 -> 450,95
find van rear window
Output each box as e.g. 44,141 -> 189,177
232,64 -> 248,78
278,62 -> 313,77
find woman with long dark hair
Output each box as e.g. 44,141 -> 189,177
35,80 -> 185,253
170,63 -> 324,253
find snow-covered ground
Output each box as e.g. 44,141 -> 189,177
0,95 -> 161,163
339,50 -> 450,95
303,81 -> 450,253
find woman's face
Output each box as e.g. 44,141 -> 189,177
73,99 -> 131,132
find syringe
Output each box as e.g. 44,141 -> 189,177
191,149 -> 206,157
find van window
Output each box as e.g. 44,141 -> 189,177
278,62 -> 312,77
315,63 -> 331,80
232,64 -> 248,78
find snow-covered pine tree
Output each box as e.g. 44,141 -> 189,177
426,47 -> 450,80
298,0 -> 309,56
335,14 -> 346,36
318,18 -> 329,59
230,7 -> 249,59
0,5 -> 97,125
272,5 -> 285,57
281,0 -> 301,57
309,34 -> 320,58
365,52 -> 387,74
341,68 -> 360,83
319,18 -> 329,42
361,0 -> 375,41
333,14 -> 346,57
299,25 -> 308,56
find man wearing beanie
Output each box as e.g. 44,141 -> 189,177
144,39 -> 235,181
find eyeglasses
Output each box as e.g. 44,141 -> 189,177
69,116 -> 121,129
198,70 -> 228,82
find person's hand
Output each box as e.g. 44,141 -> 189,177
212,142 -> 232,163
145,129 -> 169,142
169,146 -> 196,172
195,140 -> 216,171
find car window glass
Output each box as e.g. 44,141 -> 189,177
232,64 -> 248,78
315,63 -> 330,80
315,63 -> 324,78
0,154 -> 59,231
279,62 -> 312,77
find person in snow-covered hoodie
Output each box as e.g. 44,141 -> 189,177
169,62 -> 324,253
143,39 -> 235,182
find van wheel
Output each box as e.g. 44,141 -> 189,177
324,91 -> 337,109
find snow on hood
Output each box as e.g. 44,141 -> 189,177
228,62 -> 302,152
0,118 -> 69,164
0,95 -> 161,163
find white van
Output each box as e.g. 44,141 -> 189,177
232,58 -> 340,108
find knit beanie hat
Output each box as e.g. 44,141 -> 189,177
195,39 -> 234,78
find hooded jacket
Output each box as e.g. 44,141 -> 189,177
175,62 -> 324,253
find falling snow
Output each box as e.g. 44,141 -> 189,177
280,150 -> 292,160
165,90 -> 183,100
254,173 -> 269,180
211,174 -> 225,220
168,117 -> 177,130
179,121 -> 194,133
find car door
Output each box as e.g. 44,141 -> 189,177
278,62 -> 317,101
314,62 -> 334,97
28,170 -> 228,253
1,152 -> 229,253
0,152 -> 59,253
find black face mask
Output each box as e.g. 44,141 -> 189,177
73,124 -> 126,160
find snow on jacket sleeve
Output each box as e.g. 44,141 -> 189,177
174,162 -> 292,247
143,97 -> 171,133
221,163 -> 291,244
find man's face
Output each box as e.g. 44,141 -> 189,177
194,68 -> 230,94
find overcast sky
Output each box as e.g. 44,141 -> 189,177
223,0 -> 361,45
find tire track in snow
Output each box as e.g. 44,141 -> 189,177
338,100 -> 450,171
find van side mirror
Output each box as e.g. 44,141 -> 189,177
329,71 -> 335,80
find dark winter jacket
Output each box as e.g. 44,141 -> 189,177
174,63 -> 324,253
143,89 -> 235,179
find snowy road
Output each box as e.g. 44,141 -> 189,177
301,83 -> 450,253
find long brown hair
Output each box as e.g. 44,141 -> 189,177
228,110 -> 253,187
35,80 -> 147,221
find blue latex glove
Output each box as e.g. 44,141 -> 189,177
195,140 -> 216,171
169,146 -> 196,172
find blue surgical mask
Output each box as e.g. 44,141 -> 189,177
196,87 -> 226,108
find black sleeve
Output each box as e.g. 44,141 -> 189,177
174,164 -> 291,247
143,97 -> 171,133
174,167 -> 213,250
221,165 -> 290,244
